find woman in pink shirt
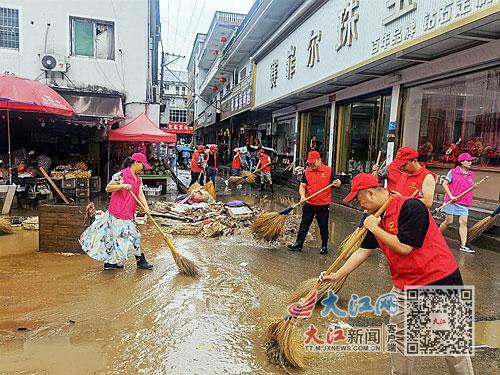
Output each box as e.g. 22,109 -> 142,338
439,152 -> 476,253
80,153 -> 153,270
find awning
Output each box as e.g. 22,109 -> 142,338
62,94 -> 124,119
108,113 -> 176,143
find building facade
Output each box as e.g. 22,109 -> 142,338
251,0 -> 499,205
0,0 -> 160,125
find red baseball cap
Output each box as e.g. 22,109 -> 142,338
258,149 -> 265,154
307,150 -> 321,163
393,146 -> 419,167
343,173 -> 383,202
131,153 -> 151,170
197,145 -> 205,151
209,145 -> 217,151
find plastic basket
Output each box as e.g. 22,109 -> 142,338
143,185 -> 162,196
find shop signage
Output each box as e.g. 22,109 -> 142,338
220,77 -> 252,120
254,0 -> 498,107
162,122 -> 194,135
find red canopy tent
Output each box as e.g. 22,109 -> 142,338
108,113 -> 175,143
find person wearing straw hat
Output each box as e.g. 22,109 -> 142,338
255,148 -> 273,192
439,152 -> 476,253
288,151 -> 341,255
80,153 -> 153,270
320,173 -> 472,375
190,145 -> 205,186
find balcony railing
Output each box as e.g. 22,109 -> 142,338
199,54 -> 222,94
220,74 -> 252,120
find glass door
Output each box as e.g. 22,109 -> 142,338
298,106 -> 331,165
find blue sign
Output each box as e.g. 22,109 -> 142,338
389,121 -> 397,131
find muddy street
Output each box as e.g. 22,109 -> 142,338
1,186 -> 499,375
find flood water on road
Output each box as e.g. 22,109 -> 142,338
1,185 -> 499,374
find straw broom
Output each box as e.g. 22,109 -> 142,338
468,205 -> 500,243
266,197 -> 394,369
227,162 -> 270,188
129,191 -> 199,277
433,176 -> 489,216
288,189 -> 419,303
204,180 -> 216,199
0,217 -> 13,235
252,182 -> 337,242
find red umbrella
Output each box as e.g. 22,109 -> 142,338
0,74 -> 74,183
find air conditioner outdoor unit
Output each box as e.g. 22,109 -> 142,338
40,54 -> 67,72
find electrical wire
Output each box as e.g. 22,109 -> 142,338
173,0 -> 181,53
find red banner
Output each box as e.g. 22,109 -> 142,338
161,122 -> 194,135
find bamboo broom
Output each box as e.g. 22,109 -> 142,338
0,217 -> 13,235
467,205 -> 500,243
252,181 -> 338,242
265,197 -> 394,369
288,189 -> 419,303
129,191 -> 199,277
227,162 -> 271,188
433,176 -> 488,215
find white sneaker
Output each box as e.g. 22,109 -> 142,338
459,245 -> 475,253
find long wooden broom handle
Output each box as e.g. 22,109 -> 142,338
129,190 -> 179,255
39,167 -> 71,204
291,181 -> 337,209
250,162 -> 271,176
435,176 -> 488,212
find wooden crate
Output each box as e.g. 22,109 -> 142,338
63,187 -> 76,197
39,204 -> 88,253
62,178 -> 77,189
76,178 -> 90,188
90,176 -> 101,193
76,188 -> 90,197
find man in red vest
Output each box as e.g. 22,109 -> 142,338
288,151 -> 341,254
190,145 -> 205,186
320,173 -> 472,374
254,148 -> 273,192
374,147 -> 436,208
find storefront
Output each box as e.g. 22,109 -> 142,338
251,0 -> 500,204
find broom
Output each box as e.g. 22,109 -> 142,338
433,176 -> 488,215
0,217 -> 13,235
227,162 -> 270,188
467,205 -> 500,243
266,197 -> 394,369
288,189 -> 419,304
129,191 -> 199,277
252,181 -> 337,242
204,180 -> 216,200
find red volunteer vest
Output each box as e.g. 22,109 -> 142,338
191,151 -> 202,173
387,162 -> 404,192
260,155 -> 271,173
395,164 -> 435,197
232,155 -> 241,170
304,164 -> 332,206
376,195 -> 458,290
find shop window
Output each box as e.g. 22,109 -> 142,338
71,17 -> 115,60
405,67 -> 499,167
298,107 -> 330,165
0,7 -> 19,49
175,86 -> 180,95
182,86 -> 186,95
240,67 -> 247,81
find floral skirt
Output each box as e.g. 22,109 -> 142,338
79,211 -> 141,265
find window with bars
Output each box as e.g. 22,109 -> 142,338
0,7 -> 19,49
169,109 -> 187,123
70,17 -> 115,60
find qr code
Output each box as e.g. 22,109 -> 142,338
405,286 -> 474,356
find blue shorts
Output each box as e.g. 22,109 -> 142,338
441,203 -> 469,216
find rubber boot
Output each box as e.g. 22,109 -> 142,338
260,183 -> 265,191
136,253 -> 153,269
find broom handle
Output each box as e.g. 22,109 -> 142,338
39,167 -> 71,204
435,176 -> 488,212
250,162 -> 271,176
291,181 -> 336,209
490,205 -> 500,217
129,190 -> 179,255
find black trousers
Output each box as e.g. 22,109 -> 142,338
296,203 -> 330,247
190,171 -> 200,185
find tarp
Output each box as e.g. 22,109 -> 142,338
62,94 -> 124,119
108,113 -> 176,143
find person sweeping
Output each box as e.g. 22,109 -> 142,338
80,153 -> 153,270
439,152 -> 476,253
231,149 -> 243,176
190,145 -> 205,186
288,151 -> 341,255
320,173 -> 473,374
254,148 -> 273,192
374,146 -> 436,208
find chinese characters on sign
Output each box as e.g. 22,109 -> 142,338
287,45 -> 297,79
372,20 -> 416,55
270,59 -> 279,88
383,0 -> 418,25
336,0 -> 360,51
307,30 -> 322,67
163,123 -> 193,134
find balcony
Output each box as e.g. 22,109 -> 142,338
220,74 -> 252,121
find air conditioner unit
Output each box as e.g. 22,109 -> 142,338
40,54 -> 68,72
